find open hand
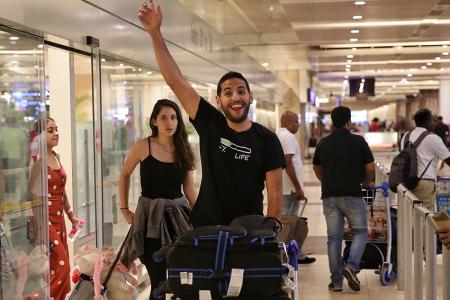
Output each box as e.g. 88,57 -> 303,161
138,0 -> 162,33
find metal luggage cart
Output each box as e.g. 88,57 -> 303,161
436,177 -> 450,214
343,182 -> 396,285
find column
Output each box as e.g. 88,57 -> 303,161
440,79 -> 450,122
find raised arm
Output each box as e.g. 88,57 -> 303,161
138,0 -> 200,119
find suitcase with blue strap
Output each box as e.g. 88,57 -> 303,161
166,215 -> 287,298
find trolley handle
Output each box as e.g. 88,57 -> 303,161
365,181 -> 389,197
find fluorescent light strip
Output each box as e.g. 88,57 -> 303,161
319,40 -> 450,49
292,19 -> 450,30
318,58 -> 450,66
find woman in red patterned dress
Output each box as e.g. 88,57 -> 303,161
45,117 -> 79,299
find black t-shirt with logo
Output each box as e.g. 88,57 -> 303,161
313,128 -> 374,198
189,98 -> 285,227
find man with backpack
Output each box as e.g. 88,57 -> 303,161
393,109 -> 450,211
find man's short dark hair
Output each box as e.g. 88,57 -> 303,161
414,109 -> 432,127
217,71 -> 251,96
331,106 -> 351,128
438,116 -> 443,121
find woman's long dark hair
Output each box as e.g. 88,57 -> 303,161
149,99 -> 196,172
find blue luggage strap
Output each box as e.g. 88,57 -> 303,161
168,230 -> 285,296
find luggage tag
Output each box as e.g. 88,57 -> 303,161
199,290 -> 212,300
226,268 -> 244,297
180,272 -> 194,285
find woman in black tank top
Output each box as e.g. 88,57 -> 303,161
119,99 -> 196,300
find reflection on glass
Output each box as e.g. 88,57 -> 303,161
100,57 -> 205,251
0,29 -> 49,299
72,54 -> 96,249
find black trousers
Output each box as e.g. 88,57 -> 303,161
139,237 -> 166,300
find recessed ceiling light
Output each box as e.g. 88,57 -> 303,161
119,63 -> 124,67
352,15 -> 363,20
101,58 -> 106,62
352,48 -> 357,51
146,71 -> 152,75
344,75 -> 349,79
443,52 -> 449,55
444,45 -> 448,48
351,29 -> 360,34
38,44 -> 44,49
261,62 -> 269,67
138,68 -> 142,72
354,1 -> 366,5
9,36 -> 19,41
435,57 -> 441,60
347,59 -> 352,63
10,41 -> 16,44
350,38 -> 358,42
347,55 -> 354,58
421,66 -> 427,69
407,73 -> 413,77
346,64 -> 352,68
441,67 -> 445,71
427,62 -> 432,66
269,6 -> 274,11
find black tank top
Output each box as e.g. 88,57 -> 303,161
140,137 -> 184,199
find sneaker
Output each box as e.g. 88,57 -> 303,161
298,256 -> 316,264
343,267 -> 360,291
328,282 -> 343,292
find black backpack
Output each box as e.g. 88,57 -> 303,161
388,131 -> 432,192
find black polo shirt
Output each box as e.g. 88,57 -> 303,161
313,128 -> 374,198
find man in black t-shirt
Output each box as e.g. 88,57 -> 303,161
138,1 -> 285,227
313,106 -> 375,293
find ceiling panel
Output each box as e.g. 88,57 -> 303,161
234,0 -> 292,33
295,26 -> 416,45
283,0 -> 438,23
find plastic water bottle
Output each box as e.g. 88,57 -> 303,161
68,219 -> 85,242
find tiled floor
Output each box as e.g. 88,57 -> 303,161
137,156 -> 448,300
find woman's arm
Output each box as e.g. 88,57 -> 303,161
63,191 -> 79,225
119,141 -> 142,224
182,170 -> 198,208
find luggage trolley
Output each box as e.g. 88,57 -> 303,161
343,182 -> 396,285
436,177 -> 450,214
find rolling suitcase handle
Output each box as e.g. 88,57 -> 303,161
298,197 -> 308,218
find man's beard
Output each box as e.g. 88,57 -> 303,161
222,103 -> 251,123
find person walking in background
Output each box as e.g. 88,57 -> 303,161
119,99 -> 197,300
370,117 -> 379,132
276,111 -> 315,264
400,109 -> 450,212
29,117 -> 79,299
138,0 -> 285,227
313,106 -> 375,292
434,116 -> 449,146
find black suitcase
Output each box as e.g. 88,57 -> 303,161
165,216 -> 286,298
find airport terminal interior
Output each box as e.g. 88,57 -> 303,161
1,0 -> 450,299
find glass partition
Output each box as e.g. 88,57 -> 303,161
99,56 -> 203,250
0,28 -> 49,299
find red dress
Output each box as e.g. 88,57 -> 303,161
47,155 -> 71,299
